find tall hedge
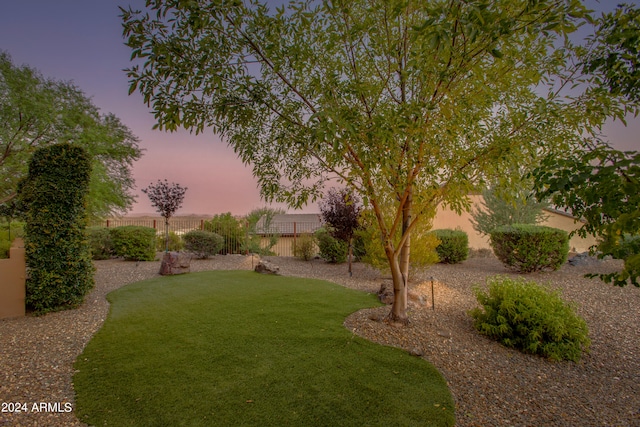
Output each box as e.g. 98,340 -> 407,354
19,143 -> 94,313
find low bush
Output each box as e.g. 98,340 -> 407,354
157,231 -> 184,252
315,228 -> 348,263
490,224 -> 569,272
0,239 -> 10,259
293,233 -> 316,261
0,224 -> 24,258
86,227 -> 114,260
110,226 -> 157,261
469,276 -> 590,362
183,230 -> 223,259
431,229 -> 469,264
599,233 -> 640,261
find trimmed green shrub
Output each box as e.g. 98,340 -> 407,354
86,227 -> 114,260
18,143 -> 94,313
183,230 -> 223,259
157,231 -> 184,252
315,227 -> 348,263
110,226 -> 157,261
490,224 -> 569,272
469,276 -> 590,362
431,229 -> 469,264
293,233 -> 316,261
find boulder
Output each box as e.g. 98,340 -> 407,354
377,281 -> 395,305
159,251 -> 191,275
378,280 -> 428,307
568,252 -> 601,266
254,260 -> 280,275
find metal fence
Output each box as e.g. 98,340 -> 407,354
90,218 -> 322,257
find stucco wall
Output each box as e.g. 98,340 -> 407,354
0,238 -> 26,319
431,195 -> 597,253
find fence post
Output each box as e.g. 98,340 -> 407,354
293,222 -> 297,253
200,219 -> 204,230
153,219 -> 157,230
106,219 -> 110,228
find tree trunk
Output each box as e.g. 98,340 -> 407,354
348,237 -> 353,277
164,219 -> 170,252
387,190 -> 412,325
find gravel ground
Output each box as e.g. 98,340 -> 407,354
1,254 -> 639,426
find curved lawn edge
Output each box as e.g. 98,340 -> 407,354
74,270 -> 454,426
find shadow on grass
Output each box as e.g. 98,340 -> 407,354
74,271 -> 454,426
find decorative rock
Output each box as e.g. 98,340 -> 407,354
254,260 -> 280,275
159,251 -> 191,275
377,281 -> 394,304
378,281 -> 426,307
568,252 -> 601,266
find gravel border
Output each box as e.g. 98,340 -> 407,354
1,254 -> 639,426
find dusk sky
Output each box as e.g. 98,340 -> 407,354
1,1 -> 639,216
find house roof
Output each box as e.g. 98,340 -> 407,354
254,213 -> 323,235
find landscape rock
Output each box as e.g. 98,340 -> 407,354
378,281 -> 427,307
377,281 -> 395,304
159,251 -> 192,275
568,252 -> 602,266
254,260 -> 280,275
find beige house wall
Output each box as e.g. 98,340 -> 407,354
0,238 -> 26,319
431,195 -> 597,253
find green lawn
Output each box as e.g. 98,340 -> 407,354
74,271 -> 454,426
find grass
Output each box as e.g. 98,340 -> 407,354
73,271 -> 454,426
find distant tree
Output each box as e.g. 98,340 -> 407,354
204,213 -> 244,254
244,207 -> 285,255
123,0 -> 605,324
471,181 -> 548,237
142,179 -> 187,252
319,188 -> 362,275
0,51 -> 142,220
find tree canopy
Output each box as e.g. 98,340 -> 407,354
533,4 -> 640,287
0,51 -> 142,220
122,0 -> 607,322
583,3 -> 640,103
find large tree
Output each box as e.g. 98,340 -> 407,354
0,51 -> 142,220
122,0 -> 600,323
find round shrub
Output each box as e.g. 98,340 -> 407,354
490,224 -> 569,272
183,230 -> 223,259
469,276 -> 590,362
86,226 -> 114,260
315,228 -> 348,264
431,229 -> 469,264
157,231 -> 184,252
110,226 -> 157,261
